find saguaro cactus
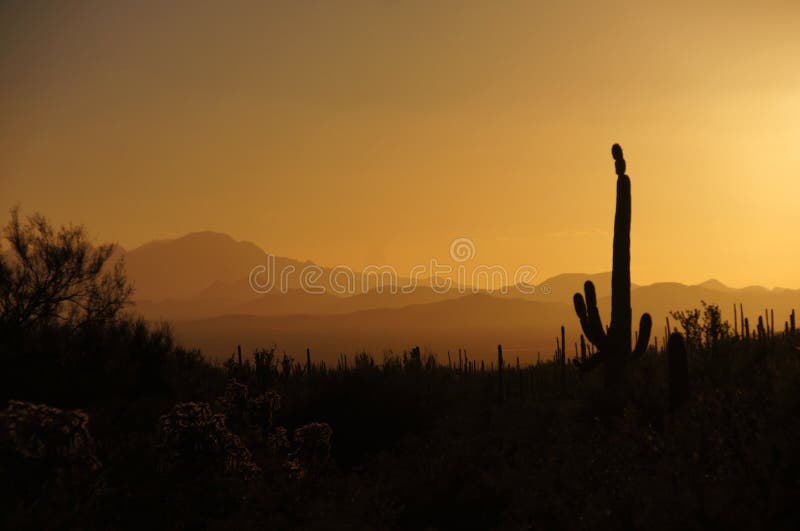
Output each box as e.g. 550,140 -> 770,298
560,325 -> 566,392
668,332 -> 689,410
497,344 -> 505,404
770,309 -> 775,339
572,144 -> 652,399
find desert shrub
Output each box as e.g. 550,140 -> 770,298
157,401 -> 259,480
671,301 -> 733,353
1,400 -> 98,461
266,426 -> 290,457
289,422 -> 333,478
248,390 -> 282,437
0,400 -> 102,530
0,207 -> 132,331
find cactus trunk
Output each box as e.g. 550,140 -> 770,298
609,148 -> 632,395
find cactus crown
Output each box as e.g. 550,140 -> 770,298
611,143 -> 626,176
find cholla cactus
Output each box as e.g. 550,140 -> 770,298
289,422 -> 333,478
266,426 -> 290,457
0,400 -> 99,467
220,379 -> 249,411
215,379 -> 250,432
158,402 -> 259,479
1,401 -> 102,527
248,390 -> 281,433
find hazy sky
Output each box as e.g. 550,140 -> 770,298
2,1 -> 799,287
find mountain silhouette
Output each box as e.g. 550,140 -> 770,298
694,278 -> 732,292
125,231 -> 271,301
120,231 -> 799,362
125,231 -> 421,305
497,272 -> 633,302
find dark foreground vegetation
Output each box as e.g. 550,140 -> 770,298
2,305 -> 800,530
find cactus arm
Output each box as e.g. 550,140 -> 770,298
631,313 -> 653,358
668,332 -> 690,410
573,293 -> 596,342
574,296 -> 606,351
583,281 -> 606,346
573,281 -> 608,351
573,281 -> 611,370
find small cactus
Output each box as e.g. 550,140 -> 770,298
497,344 -> 505,404
667,333 -> 689,410
560,325 -> 566,392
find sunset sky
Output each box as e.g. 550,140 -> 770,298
2,1 -> 799,288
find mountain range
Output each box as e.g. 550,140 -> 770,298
121,232 -> 800,363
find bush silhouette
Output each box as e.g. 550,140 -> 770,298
0,207 -> 132,331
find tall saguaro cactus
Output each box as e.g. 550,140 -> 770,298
572,144 -> 652,400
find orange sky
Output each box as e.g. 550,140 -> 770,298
2,1 -> 799,288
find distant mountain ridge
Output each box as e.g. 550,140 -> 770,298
171,281 -> 800,363
125,231 -> 423,304
117,231 -> 800,362
694,278 -> 732,292
125,231 -> 283,301
123,231 -> 787,304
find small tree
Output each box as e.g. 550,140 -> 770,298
669,308 -> 702,352
700,301 -> 730,350
670,301 -> 731,352
0,207 -> 133,330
